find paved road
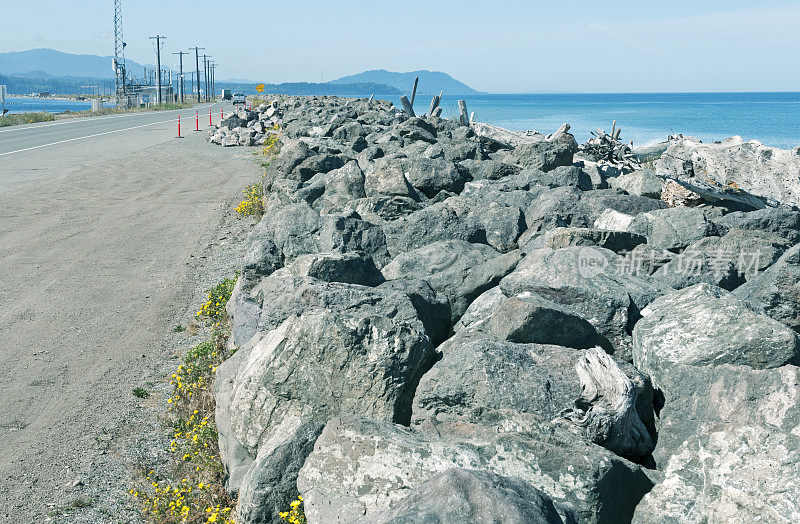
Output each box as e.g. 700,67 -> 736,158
0,103 -> 231,192
0,102 -> 261,520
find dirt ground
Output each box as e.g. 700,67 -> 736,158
0,129 -> 262,521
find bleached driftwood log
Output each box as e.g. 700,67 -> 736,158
399,96 -> 415,117
557,347 -> 654,460
547,123 -> 570,142
428,95 -> 440,117
458,100 -> 469,126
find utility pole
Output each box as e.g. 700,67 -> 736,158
210,63 -> 215,100
173,51 -> 188,103
190,47 -> 204,102
202,54 -> 211,102
149,35 -> 165,104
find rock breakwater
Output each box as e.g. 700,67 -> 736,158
211,95 -> 800,523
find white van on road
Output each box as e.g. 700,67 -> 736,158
232,93 -> 246,106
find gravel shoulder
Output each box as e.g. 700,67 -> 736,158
0,131 -> 262,521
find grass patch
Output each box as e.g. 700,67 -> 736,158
173,324 -> 186,333
0,112 -> 55,127
133,387 -> 151,399
131,277 -> 240,523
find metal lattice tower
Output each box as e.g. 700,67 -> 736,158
114,0 -> 126,104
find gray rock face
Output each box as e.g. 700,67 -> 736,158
383,196 -> 525,255
500,246 -> 666,360
505,134 -> 578,172
650,362 -> 800,466
520,166 -> 593,190
241,203 -> 391,287
411,339 -> 585,429
716,207 -> 800,244
608,169 -> 664,199
734,243 -> 800,332
651,228 -> 791,291
215,289 -> 435,523
632,283 -> 800,388
523,227 -> 647,254
298,416 -> 653,524
633,424 -> 800,524
364,468 -> 572,524
656,135 -> 800,208
382,240 -> 522,324
450,291 -> 611,351
628,207 -> 719,250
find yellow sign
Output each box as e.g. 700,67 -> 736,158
256,83 -> 265,93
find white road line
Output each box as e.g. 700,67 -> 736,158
0,118 -> 178,156
0,103 -> 219,134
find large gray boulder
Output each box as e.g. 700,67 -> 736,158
504,134 -> 578,172
523,227 -> 647,254
650,362 -> 800,466
447,289 -> 612,351
500,246 -> 666,360
242,204 -> 391,284
383,196 -> 526,255
382,240 -> 522,323
632,283 -> 800,388
656,135 -> 800,208
364,469 -> 572,524
715,207 -> 800,244
399,157 -> 471,199
734,243 -> 800,332
633,424 -> 800,523
607,169 -> 663,199
411,339 -> 656,460
628,207 -> 719,250
215,285 -> 435,522
297,416 -> 653,524
651,228 -> 791,290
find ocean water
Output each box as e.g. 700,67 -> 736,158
412,92 -> 800,149
3,96 -> 93,114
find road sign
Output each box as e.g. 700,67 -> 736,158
256,83 -> 265,93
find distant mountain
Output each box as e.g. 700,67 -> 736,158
0,73 -> 114,95
0,48 -> 149,80
216,81 -> 401,97
329,69 -> 481,95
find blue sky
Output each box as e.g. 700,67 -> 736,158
2,0 -> 798,93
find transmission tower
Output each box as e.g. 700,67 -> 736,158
113,0 -> 126,105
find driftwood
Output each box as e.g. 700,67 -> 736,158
368,94 -> 374,103
428,95 -> 441,116
458,99 -> 469,126
579,120 -> 639,171
410,76 -> 419,106
399,96 -> 416,117
432,107 -> 442,118
557,347 -> 654,460
547,123 -> 570,142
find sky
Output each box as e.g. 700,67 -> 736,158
1,0 -> 798,93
